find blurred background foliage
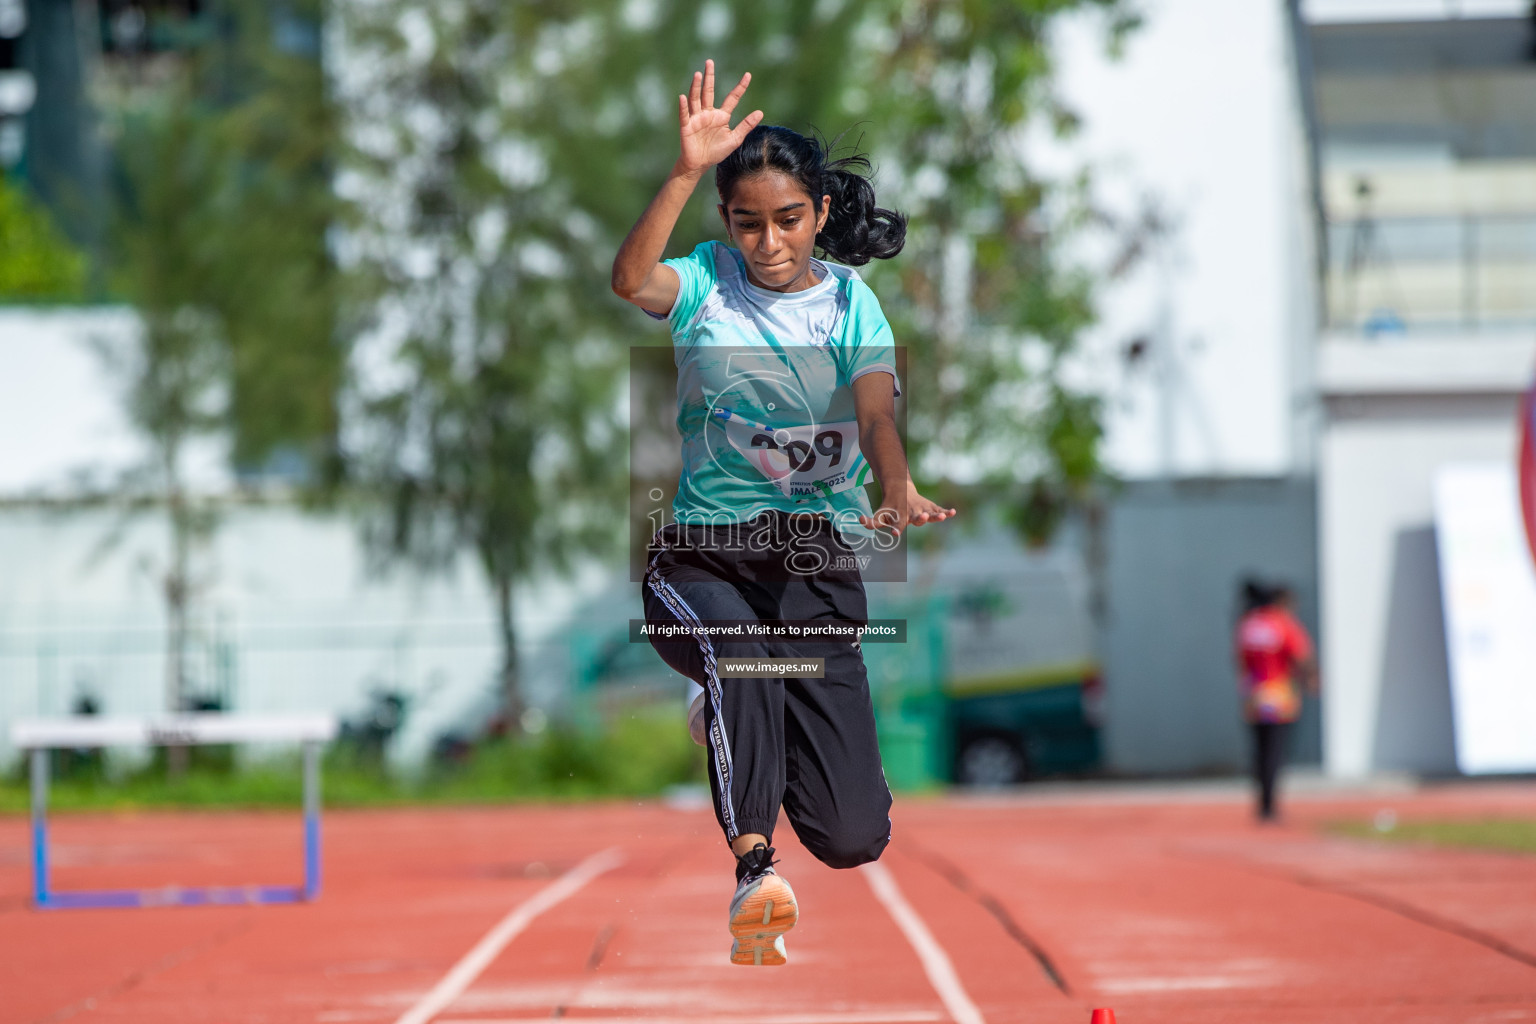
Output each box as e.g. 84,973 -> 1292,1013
0,173 -> 86,300
106,0 -> 342,479
329,0 -> 1138,728
8,0 -> 1137,793
75,0 -> 344,726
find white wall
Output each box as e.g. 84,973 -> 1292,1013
1100,477 -> 1321,775
0,308 -> 246,496
1317,332 -> 1534,776
0,308 -> 156,495
1049,0 -> 1316,480
0,307 -> 619,767
0,502 -> 623,767
1304,0 -> 1528,23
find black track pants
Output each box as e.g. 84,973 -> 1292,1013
1251,722 -> 1289,820
642,513 -> 892,869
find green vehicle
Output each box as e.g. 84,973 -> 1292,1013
870,570 -> 1104,788
944,661 -> 1104,786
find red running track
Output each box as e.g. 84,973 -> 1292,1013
3,782 -> 1536,1024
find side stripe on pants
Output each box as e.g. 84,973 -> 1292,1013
645,569 -> 740,840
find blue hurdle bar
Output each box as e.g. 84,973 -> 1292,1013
28,738 -> 324,910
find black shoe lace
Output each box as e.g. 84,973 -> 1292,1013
734,842 -> 777,884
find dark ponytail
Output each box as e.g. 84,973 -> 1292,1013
715,124 -> 907,267
1241,577 -> 1279,613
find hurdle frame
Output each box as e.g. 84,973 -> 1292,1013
12,714 -> 337,910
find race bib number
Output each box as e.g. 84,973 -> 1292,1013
712,407 -> 870,500
1247,676 -> 1300,724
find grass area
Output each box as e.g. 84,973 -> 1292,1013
1329,817 -> 1536,856
0,708 -> 705,814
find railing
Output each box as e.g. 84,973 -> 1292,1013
1325,213 -> 1536,334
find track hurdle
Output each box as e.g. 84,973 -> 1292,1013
10,713 -> 337,910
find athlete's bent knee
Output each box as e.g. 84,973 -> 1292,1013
807,824 -> 890,869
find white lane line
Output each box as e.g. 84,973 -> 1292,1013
437,1016 -> 943,1024
393,847 -> 626,1024
862,860 -> 987,1024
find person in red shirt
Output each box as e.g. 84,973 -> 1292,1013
1235,580 -> 1318,821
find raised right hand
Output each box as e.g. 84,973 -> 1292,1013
676,59 -> 763,176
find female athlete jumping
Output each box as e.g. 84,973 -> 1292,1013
612,60 -> 955,966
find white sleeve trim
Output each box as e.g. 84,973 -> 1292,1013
851,363 -> 902,398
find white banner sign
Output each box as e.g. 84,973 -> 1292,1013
1434,464 -> 1536,774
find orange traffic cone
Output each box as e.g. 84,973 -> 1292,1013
1090,1011 -> 1116,1024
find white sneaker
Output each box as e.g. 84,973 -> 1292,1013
687,691 -> 708,746
728,845 -> 797,966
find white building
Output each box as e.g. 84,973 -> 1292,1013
1044,0 -> 1324,775
1304,7 -> 1536,775
1055,0 -> 1536,777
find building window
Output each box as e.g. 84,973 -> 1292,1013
1307,15 -> 1536,334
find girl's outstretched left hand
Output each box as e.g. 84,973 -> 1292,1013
907,488 -> 958,527
858,483 -> 957,536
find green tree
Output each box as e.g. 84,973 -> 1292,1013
337,1 -> 634,728
852,1 -> 1137,543
0,174 -> 86,301
599,0 -> 1137,539
98,0 -> 342,724
336,0 -> 1137,726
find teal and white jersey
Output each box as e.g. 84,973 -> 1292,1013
656,240 -> 900,530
